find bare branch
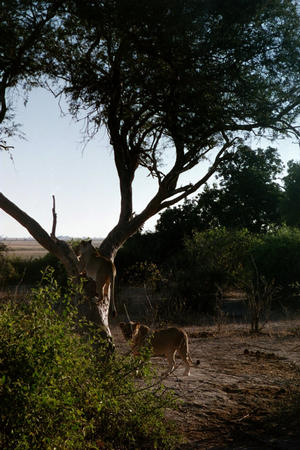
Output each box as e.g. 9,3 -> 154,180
51,194 -> 57,239
0,143 -> 14,151
138,128 -> 165,182
44,81 -> 65,99
0,192 -> 79,277
138,136 -> 237,217
160,140 -> 237,209
221,104 -> 300,139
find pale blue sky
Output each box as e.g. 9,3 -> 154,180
1,87 -> 299,238
0,88 -> 160,238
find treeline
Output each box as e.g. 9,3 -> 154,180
152,145 -> 300,237
115,146 -> 300,325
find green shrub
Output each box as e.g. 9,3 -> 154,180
125,261 -> 165,290
172,228 -> 257,312
116,232 -> 163,277
0,270 -> 179,449
251,226 -> 300,290
170,226 -> 300,327
4,253 -> 67,286
0,244 -> 17,285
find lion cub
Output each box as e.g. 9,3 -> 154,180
119,321 -> 198,376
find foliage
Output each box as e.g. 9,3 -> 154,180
117,224 -> 300,321
197,145 -> 284,232
176,228 -> 257,312
249,226 -> 300,291
116,231 -> 162,274
0,0 -> 61,143
0,269 -> 179,449
125,261 -> 165,291
53,0 -> 300,156
0,243 -> 17,285
154,199 -> 204,262
153,145 -> 285,265
240,263 -> 280,332
161,226 -> 300,321
1,252 -> 67,287
281,160 -> 300,227
156,199 -> 200,236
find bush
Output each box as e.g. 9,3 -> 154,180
116,232 -> 163,277
171,228 -> 257,313
3,253 -> 67,287
125,261 -> 165,291
170,226 -> 300,326
0,270 -> 179,449
0,243 -> 17,285
251,226 -> 300,290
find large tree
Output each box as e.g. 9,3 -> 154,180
1,0 -> 300,335
47,0 -> 300,258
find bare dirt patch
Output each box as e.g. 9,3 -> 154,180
112,321 -> 300,449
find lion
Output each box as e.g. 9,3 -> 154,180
119,321 -> 199,376
77,239 -> 117,316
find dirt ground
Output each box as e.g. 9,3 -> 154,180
112,320 -> 300,449
2,276 -> 300,449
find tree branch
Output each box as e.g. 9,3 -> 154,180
0,76 -> 8,124
51,194 -> 57,239
137,136 -> 237,217
0,192 -> 79,277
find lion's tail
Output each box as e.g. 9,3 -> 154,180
180,333 -> 200,367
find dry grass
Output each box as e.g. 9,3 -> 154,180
2,240 -> 47,259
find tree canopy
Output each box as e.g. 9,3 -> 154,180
0,0 -> 300,333
199,145 -> 284,232
44,0 -> 300,256
0,0 -> 62,149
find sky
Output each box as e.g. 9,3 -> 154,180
1,87 -> 300,239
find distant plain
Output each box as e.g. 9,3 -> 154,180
1,238 -> 103,259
